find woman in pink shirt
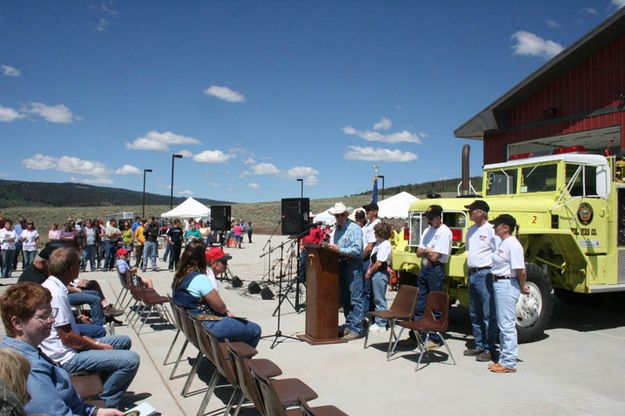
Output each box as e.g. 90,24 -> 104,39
48,223 -> 61,242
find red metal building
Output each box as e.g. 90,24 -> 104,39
455,8 -> 625,164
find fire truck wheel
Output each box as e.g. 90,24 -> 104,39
516,263 -> 553,344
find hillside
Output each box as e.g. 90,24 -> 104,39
353,176 -> 483,197
0,179 -> 229,208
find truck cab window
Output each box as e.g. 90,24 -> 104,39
521,164 -> 557,193
487,169 -> 518,195
566,164 -> 598,197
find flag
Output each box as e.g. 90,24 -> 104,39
371,176 -> 378,204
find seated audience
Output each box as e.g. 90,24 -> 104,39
173,240 -> 261,347
0,282 -> 124,415
39,246 -> 140,408
116,248 -> 154,289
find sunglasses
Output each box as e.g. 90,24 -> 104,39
34,308 -> 58,322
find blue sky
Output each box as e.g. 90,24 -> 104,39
1,1 -> 624,203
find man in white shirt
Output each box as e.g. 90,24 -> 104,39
463,200 -> 499,362
361,203 -> 381,321
413,205 -> 452,348
41,246 -> 140,408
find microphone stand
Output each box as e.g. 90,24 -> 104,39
259,220 -> 281,282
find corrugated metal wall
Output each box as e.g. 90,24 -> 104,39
485,33 -> 625,164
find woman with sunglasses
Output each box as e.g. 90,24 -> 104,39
172,240 -> 261,347
0,282 -> 123,415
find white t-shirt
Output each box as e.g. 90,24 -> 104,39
371,239 -> 391,264
466,222 -> 499,268
363,218 -> 381,246
206,268 -> 220,292
0,229 -> 17,250
419,224 -> 452,263
41,276 -> 79,365
491,236 -> 525,278
21,229 -> 39,251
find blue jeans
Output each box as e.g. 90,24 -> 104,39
104,240 -> 117,271
370,269 -> 389,326
81,245 -> 96,272
493,278 -> 520,369
468,268 -> 497,351
68,290 -> 104,323
162,242 -> 171,262
142,240 -> 157,271
339,261 -> 366,335
1,249 -> 15,277
77,322 -> 106,338
202,317 -> 262,348
23,250 -> 37,269
62,335 -> 140,408
414,264 -> 445,320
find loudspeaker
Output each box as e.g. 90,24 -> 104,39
261,285 -> 275,300
248,281 -> 261,294
281,198 -> 310,235
231,276 -> 243,288
211,205 -> 231,231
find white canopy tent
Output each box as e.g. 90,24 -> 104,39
312,209 -> 336,225
377,191 -> 418,219
160,197 -> 211,219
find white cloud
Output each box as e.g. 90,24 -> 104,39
23,102 -> 80,123
71,176 -> 114,185
95,17 -> 109,32
248,182 -> 259,189
178,150 -> 193,158
115,164 -> 141,175
612,0 -> 625,8
511,31 -> 563,59
250,163 -> 280,175
22,154 -> 57,170
0,106 -> 24,122
344,146 -> 417,162
1,65 -> 21,76
545,19 -> 560,28
203,85 -> 245,103
22,154 -> 110,178
373,117 -> 392,131
193,150 -> 231,163
179,189 -> 194,196
243,157 -> 256,165
126,130 -> 201,151
342,126 -> 422,144
580,7 -> 598,15
304,175 -> 319,186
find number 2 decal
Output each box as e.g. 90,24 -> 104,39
532,216 -> 537,224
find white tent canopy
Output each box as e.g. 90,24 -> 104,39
160,197 -> 211,219
312,209 -> 336,225
377,192 -> 418,218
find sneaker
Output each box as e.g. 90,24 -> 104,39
489,363 -> 516,373
103,304 -> 124,317
463,348 -> 484,356
425,339 -> 441,350
368,323 -> 386,333
476,350 -> 492,362
341,331 -> 362,341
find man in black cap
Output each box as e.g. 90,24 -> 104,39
413,204 -> 452,349
18,242 -> 62,284
463,200 -> 499,362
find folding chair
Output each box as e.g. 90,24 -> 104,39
299,397 -> 349,416
164,298 -> 190,380
397,291 -> 456,371
363,284 -> 419,360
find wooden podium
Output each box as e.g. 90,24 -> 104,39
298,245 -> 345,345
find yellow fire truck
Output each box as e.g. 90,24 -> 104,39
391,146 -> 625,342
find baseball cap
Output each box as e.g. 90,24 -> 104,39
424,205 -> 443,219
205,247 -> 232,263
464,200 -> 490,212
490,214 -> 517,230
39,243 -> 64,260
116,248 -> 129,257
362,202 -> 379,212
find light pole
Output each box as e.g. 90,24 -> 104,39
142,168 -> 153,218
296,178 -> 303,199
170,154 -> 183,209
378,175 -> 385,200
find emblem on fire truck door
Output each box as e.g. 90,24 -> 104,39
577,202 -> 594,225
